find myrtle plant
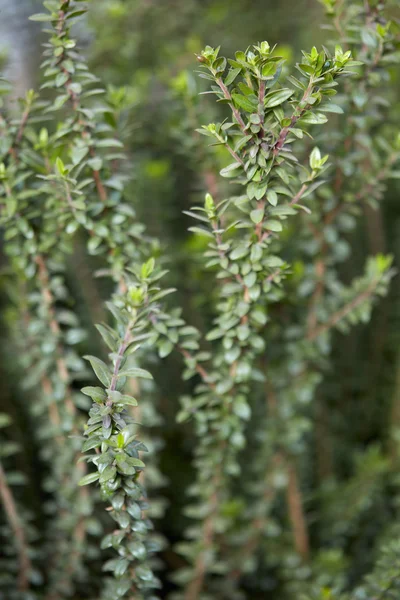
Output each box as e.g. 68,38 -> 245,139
207,0 -> 399,595
0,1 -> 159,598
27,1 -> 169,597
0,413 -> 36,598
267,0 -> 400,594
170,40 -> 384,599
0,83 -> 94,596
0,1 -> 399,599
79,267 -> 165,599
216,0 -> 400,596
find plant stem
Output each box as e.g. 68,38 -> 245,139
0,460 -> 31,591
307,279 -> 382,340
286,459 -> 310,560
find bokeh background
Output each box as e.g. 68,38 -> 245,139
1,1 -> 400,597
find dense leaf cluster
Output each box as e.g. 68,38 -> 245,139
0,1 -> 399,599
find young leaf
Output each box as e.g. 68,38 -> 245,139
84,356 -> 112,387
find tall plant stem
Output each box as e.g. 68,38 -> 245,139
0,460 -> 31,591
286,459 -> 310,560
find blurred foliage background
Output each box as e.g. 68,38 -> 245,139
1,0 -> 400,598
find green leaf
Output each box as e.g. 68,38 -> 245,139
96,138 -> 124,148
206,328 -> 224,341
265,219 -> 283,232
108,390 -> 138,406
319,103 -> 344,114
82,438 -> 101,452
55,72 -> 69,88
262,62 -> 278,79
225,67 -> 241,86
152,288 -> 177,302
233,397 -> 251,420
231,93 -> 258,113
114,559 -> 129,577
298,63 -> 314,75
88,157 -> 102,171
230,244 -> 249,260
301,179 -> 327,198
299,112 -> 328,125
250,208 -> 264,224
188,226 -> 214,238
81,386 -> 107,403
29,13 -> 54,21
159,340 -> 174,358
111,492 -> 125,510
141,257 -> 155,278
264,88 -> 293,108
255,183 -> 268,200
220,162 -> 242,178
309,147 -> 321,169
50,94 -> 69,111
71,145 -> 89,166
234,134 -> 252,152
264,256 -> 284,268
78,472 -> 100,486
100,465 -> 117,483
118,367 -> 153,380
84,356 -> 112,387
215,379 -> 234,395
266,190 -> 278,206
95,324 -> 118,351
127,501 -> 142,519
55,157 -> 65,176
66,9 -> 87,19
128,457 -> 145,468
114,395 -> 138,407
116,459 -> 136,476
225,346 -> 241,364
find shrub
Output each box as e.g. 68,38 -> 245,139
0,1 -> 399,599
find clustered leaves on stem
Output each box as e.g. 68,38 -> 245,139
0,0 -> 399,599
